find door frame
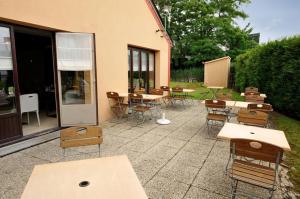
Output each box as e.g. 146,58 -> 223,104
128,46 -> 156,93
0,22 -> 22,143
0,21 -> 61,140
54,32 -> 99,126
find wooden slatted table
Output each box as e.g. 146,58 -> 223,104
119,93 -> 165,100
217,123 -> 291,151
21,155 -> 148,199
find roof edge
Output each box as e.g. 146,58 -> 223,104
203,56 -> 231,64
146,0 -> 173,47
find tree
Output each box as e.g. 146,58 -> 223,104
152,0 -> 257,69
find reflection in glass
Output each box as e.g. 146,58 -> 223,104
141,52 -> 147,90
61,71 -> 91,105
132,50 -> 139,91
0,27 -> 15,115
149,53 -> 155,90
128,49 -> 131,92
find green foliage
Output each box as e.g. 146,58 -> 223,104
171,67 -> 204,82
152,0 -> 257,69
235,36 -> 300,119
273,113 -> 300,193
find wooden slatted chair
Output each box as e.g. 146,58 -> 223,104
106,92 -> 128,119
128,93 -> 151,124
171,87 -> 186,106
237,109 -> 268,128
160,86 -> 172,106
205,100 -> 228,134
227,139 -> 283,199
245,94 -> 264,103
149,88 -> 163,117
247,103 -> 273,113
245,86 -> 259,93
60,126 -> 103,157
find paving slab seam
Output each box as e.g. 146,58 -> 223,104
143,124 -> 206,186
181,138 -> 218,199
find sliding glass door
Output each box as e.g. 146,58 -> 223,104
128,47 -> 155,93
0,25 -> 22,143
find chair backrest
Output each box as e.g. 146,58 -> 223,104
106,91 -> 120,99
150,89 -> 163,95
172,87 -> 183,92
60,126 -> 103,149
20,93 -> 39,113
134,88 -> 145,94
245,91 -> 260,96
230,139 -> 283,164
245,87 -> 259,92
237,109 -> 268,127
247,103 -> 273,112
128,93 -> 143,105
205,99 -> 226,109
245,95 -> 264,103
160,86 -> 170,91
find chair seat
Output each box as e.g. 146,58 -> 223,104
230,159 -> 276,189
112,103 -> 128,108
207,113 -> 227,122
134,105 -> 150,112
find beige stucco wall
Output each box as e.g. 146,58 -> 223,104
0,0 -> 170,122
204,57 -> 231,88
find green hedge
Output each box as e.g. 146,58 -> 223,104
235,36 -> 300,119
171,67 -> 204,82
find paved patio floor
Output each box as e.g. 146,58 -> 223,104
0,102 -> 283,199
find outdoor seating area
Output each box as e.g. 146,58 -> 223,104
0,85 -> 291,198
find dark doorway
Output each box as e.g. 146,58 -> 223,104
14,31 -> 58,136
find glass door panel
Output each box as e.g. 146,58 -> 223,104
132,50 -> 139,92
141,51 -> 147,91
56,32 -> 97,126
0,25 -> 22,143
149,53 -> 155,90
128,49 -> 131,92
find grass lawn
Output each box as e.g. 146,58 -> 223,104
171,81 -> 300,193
272,113 -> 300,193
170,81 -> 244,101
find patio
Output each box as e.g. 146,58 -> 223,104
0,102 -> 284,199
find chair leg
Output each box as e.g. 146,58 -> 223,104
36,111 -> 40,126
27,112 -> 30,124
231,180 -> 238,199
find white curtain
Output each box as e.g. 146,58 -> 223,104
56,33 -> 94,71
0,27 -> 13,70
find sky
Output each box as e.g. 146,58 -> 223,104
236,0 -> 300,43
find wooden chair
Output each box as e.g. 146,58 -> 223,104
245,86 -> 259,93
134,88 -> 145,94
149,88 -> 163,117
60,126 -> 103,156
160,86 -> 172,106
128,93 -> 151,124
106,92 -> 128,119
237,109 -> 268,128
205,100 -> 228,134
247,103 -> 273,113
227,139 -> 283,199
171,87 -> 186,106
245,94 -> 264,103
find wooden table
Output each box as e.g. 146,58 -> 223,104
234,101 -> 255,108
217,123 -> 291,151
119,93 -> 165,100
241,92 -> 267,98
21,155 -> 148,199
170,88 -> 195,93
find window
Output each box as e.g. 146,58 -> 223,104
0,27 -> 16,114
128,47 -> 155,93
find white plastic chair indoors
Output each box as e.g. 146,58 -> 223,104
20,93 -> 40,126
